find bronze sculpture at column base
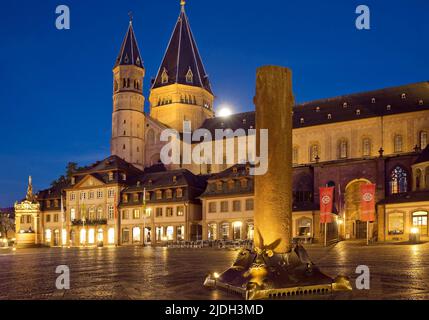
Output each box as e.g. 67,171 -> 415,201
204,244 -> 352,300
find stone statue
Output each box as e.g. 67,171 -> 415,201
26,176 -> 35,202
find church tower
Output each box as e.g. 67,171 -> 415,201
111,18 -> 145,169
149,1 -> 214,132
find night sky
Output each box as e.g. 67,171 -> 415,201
0,0 -> 428,206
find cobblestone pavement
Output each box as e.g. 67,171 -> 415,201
1,241 -> 429,300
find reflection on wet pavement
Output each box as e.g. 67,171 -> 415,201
1,241 -> 429,300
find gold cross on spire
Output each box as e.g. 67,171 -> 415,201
181,0 -> 186,7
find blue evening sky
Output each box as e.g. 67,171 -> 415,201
0,0 -> 428,206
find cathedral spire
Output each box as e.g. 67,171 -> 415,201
152,1 -> 212,93
114,17 -> 143,69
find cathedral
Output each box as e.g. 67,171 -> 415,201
14,2 -> 429,247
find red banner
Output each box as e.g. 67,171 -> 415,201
360,184 -> 376,222
319,187 -> 334,223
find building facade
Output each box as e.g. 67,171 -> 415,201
13,2 -> 429,246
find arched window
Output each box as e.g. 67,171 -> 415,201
362,138 -> 371,157
394,135 -> 403,153
147,129 -> 155,145
292,146 -> 299,165
420,131 -> 428,149
412,211 -> 428,236
390,166 -> 408,194
339,139 -> 348,159
309,144 -> 319,163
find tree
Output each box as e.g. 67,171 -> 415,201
51,162 -> 79,187
0,213 -> 15,239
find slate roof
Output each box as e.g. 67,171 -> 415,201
198,82 -> 429,134
120,169 -> 208,205
114,21 -> 144,69
37,182 -> 67,200
124,169 -> 207,192
414,145 -> 429,164
151,4 -> 212,93
73,155 -> 143,176
0,207 -> 14,216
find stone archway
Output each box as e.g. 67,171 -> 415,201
345,179 -> 372,239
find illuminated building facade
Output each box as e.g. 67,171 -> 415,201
14,2 -> 429,246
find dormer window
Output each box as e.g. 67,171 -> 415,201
133,193 -> 139,202
232,167 -> 238,174
343,102 -> 348,108
148,179 -> 153,185
300,118 -> 305,124
401,93 -> 406,100
122,173 -> 127,181
108,172 -> 114,181
186,67 -> 193,83
166,189 -> 173,199
371,98 -> 376,104
161,68 -> 169,84
356,109 -> 361,115
71,177 -> 76,185
419,99 -> 424,106
387,105 -> 392,111
327,113 -> 332,120
242,118 -> 247,124
136,181 -> 141,187
173,176 -> 177,183
156,190 -> 163,200
176,188 -> 183,198
315,107 -> 320,112
227,180 -> 235,190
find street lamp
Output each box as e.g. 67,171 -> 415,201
410,227 -> 420,244
82,216 -> 86,247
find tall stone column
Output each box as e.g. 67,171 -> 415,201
254,66 -> 294,254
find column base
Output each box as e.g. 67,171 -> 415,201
204,244 -> 352,300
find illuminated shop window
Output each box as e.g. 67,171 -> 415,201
108,228 -> 115,244
388,212 -> 404,235
412,211 -> 428,236
88,229 -> 95,244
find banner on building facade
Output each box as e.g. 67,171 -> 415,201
319,186 -> 334,224
360,183 -> 376,222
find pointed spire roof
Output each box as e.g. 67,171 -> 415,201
114,19 -> 143,69
152,2 -> 213,94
